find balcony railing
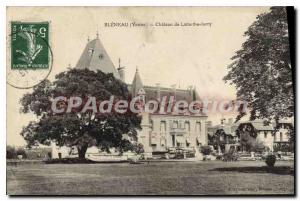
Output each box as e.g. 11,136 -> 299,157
169,127 -> 186,134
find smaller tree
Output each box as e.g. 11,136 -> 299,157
132,143 -> 144,154
200,146 -> 212,155
265,154 -> 276,167
236,123 -> 264,152
120,141 -> 144,154
239,132 -> 257,152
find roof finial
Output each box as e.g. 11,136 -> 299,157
119,58 -> 121,68
136,66 -> 139,72
87,36 -> 90,42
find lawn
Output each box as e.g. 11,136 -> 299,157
7,160 -> 294,195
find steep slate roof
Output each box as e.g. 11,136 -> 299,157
128,84 -> 199,103
144,86 -> 196,102
131,69 -> 144,96
208,123 -> 240,137
129,66 -> 200,104
75,37 -> 120,79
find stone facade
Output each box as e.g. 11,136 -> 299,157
138,112 -> 207,155
237,119 -> 293,152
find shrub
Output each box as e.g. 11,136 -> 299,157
250,141 -> 267,153
273,143 -> 294,153
216,155 -> 222,160
265,154 -> 276,167
223,152 -> 238,162
16,147 -> 27,159
200,146 -> 212,155
6,146 -> 17,159
121,141 -> 144,154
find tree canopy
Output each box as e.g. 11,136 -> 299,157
224,7 -> 293,122
20,69 -> 141,158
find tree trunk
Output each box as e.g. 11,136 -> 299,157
77,144 -> 88,159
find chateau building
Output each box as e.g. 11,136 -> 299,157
208,118 -> 293,153
74,34 -> 208,157
273,119 -> 293,151
236,119 -> 293,152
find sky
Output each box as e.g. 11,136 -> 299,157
6,6 -> 270,146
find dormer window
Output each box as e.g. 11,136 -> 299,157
99,54 -> 104,59
139,95 -> 145,103
88,48 -> 94,54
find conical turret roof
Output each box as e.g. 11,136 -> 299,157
131,68 -> 144,96
75,36 -> 120,79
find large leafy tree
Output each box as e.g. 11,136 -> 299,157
236,124 -> 267,153
224,7 -> 294,123
20,69 -> 141,158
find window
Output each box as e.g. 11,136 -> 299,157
173,121 -> 178,128
179,121 -> 183,128
88,48 -> 94,54
220,134 -> 224,141
280,132 -> 283,142
139,95 -> 145,103
160,121 -> 166,132
185,121 -> 190,132
99,54 -> 104,59
264,131 -> 268,138
196,122 -> 201,132
160,138 -> 166,147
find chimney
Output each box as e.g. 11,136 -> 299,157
117,58 -> 125,82
156,83 -> 161,100
171,84 -> 177,100
188,85 -> 193,92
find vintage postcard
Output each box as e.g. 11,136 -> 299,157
6,6 -> 295,195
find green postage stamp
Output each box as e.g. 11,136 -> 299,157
11,22 -> 49,69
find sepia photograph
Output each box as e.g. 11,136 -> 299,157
6,6 -> 295,196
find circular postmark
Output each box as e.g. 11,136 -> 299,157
7,22 -> 53,89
